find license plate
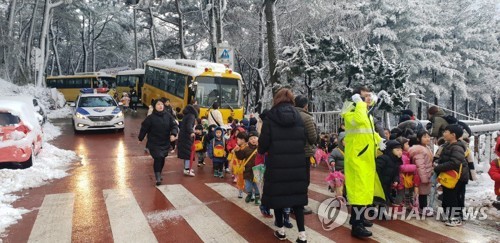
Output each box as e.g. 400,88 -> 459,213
94,122 -> 107,126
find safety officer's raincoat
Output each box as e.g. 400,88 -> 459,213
342,101 -> 385,205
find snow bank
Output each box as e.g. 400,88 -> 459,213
0,78 -> 77,237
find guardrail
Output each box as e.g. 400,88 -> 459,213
311,111 -> 342,134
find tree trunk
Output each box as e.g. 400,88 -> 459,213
25,0 -> 40,75
7,0 -> 18,37
255,7 -> 265,113
264,0 -> 280,87
175,0 -> 188,59
149,7 -> 157,59
50,21 -> 62,75
215,0 -> 224,44
36,0 -> 66,87
208,0 -> 217,62
81,17 -> 88,72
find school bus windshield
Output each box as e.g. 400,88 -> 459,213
195,76 -> 241,108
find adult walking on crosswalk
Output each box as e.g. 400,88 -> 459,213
178,104 -> 199,176
138,99 -> 179,186
258,88 -> 309,243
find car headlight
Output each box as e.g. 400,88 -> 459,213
76,112 -> 87,119
116,111 -> 123,118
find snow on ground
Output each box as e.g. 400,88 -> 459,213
46,106 -> 72,119
465,134 -> 499,222
0,79 -> 77,237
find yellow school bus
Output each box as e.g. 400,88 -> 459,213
46,73 -> 116,102
116,69 -> 145,100
142,59 -> 244,121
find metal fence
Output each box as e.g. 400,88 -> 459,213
311,111 -> 342,134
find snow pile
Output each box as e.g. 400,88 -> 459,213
0,78 -> 71,118
0,143 -> 78,236
0,78 -> 77,237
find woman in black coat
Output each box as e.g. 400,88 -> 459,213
138,99 -> 178,185
177,104 -> 199,176
258,88 -> 308,243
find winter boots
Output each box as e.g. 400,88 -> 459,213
254,195 -> 261,205
245,193 -> 252,203
351,224 -> 373,238
154,172 -> 162,186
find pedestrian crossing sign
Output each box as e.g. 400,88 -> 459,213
220,49 -> 230,59
216,43 -> 234,70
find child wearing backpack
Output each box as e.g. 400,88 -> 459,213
488,136 -> 500,210
207,127 -> 227,178
395,137 -> 420,210
234,131 -> 260,205
120,93 -> 130,113
194,125 -> 207,167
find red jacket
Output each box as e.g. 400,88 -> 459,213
488,159 -> 500,196
226,127 -> 246,152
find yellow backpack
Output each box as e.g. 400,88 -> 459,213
233,149 -> 257,175
402,173 -> 414,189
194,136 -> 204,152
438,164 -> 462,189
213,139 -> 226,158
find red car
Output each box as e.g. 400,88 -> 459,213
0,100 -> 43,169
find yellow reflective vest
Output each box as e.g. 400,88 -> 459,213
342,101 -> 386,205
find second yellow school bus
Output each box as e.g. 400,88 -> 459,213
45,72 -> 116,102
142,59 -> 244,121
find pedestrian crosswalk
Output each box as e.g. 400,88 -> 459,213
103,188 -> 158,243
28,193 -> 74,243
23,182 -> 492,243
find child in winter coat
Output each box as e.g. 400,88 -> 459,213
376,140 -> 403,206
194,125 -> 207,167
315,134 -> 331,167
376,140 -> 403,219
120,93 -> 130,112
327,132 -> 346,196
488,137 -> 500,210
207,127 -> 227,178
234,131 -> 260,205
395,137 -> 420,210
409,131 -> 434,216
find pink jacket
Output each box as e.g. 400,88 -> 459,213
397,151 -> 420,190
409,145 -> 434,195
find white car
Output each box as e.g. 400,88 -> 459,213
71,92 -> 124,132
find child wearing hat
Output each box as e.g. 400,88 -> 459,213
375,140 -> 403,215
234,131 -> 261,205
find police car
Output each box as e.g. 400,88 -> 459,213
71,88 -> 124,132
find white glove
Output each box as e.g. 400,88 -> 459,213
370,93 -> 378,105
352,94 -> 363,103
470,169 -> 478,181
378,141 -> 386,151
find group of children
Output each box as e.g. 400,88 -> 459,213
192,122 -> 264,206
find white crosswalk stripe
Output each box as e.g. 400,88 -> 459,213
24,182 -> 494,243
157,184 -> 248,243
103,188 -> 158,243
28,193 -> 74,243
206,182 -> 334,243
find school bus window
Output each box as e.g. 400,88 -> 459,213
175,74 -> 185,98
83,78 -> 91,88
166,72 -> 175,94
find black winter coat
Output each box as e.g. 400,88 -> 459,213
435,141 -> 470,183
376,153 -> 401,187
258,103 -> 307,209
177,105 -> 199,160
138,110 -> 178,158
